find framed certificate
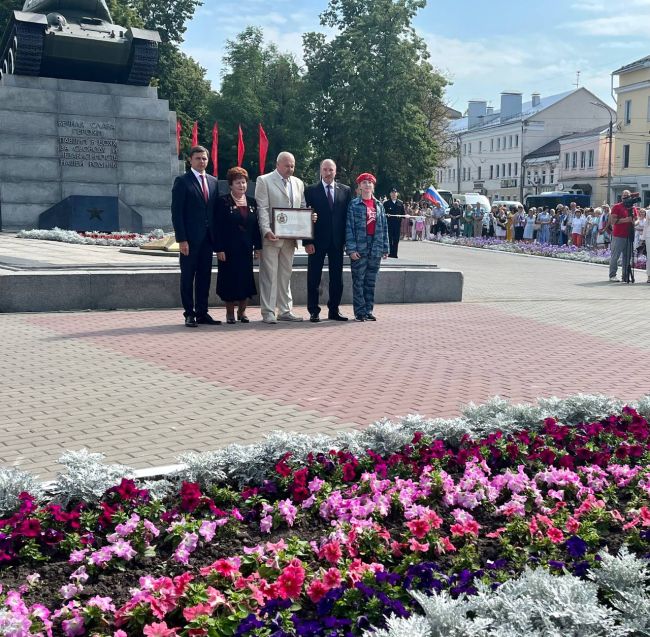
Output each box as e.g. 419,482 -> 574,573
271,207 -> 314,239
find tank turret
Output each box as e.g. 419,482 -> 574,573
0,0 -> 161,85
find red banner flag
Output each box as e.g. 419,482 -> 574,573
211,122 -> 219,178
191,121 -> 198,147
176,119 -> 181,157
258,123 -> 269,176
237,125 -> 245,167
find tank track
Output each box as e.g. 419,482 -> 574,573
125,38 -> 158,86
0,20 -> 44,80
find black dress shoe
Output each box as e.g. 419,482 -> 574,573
237,313 -> 250,323
365,313 -> 377,321
226,316 -> 236,324
354,315 -> 366,322
327,311 -> 349,321
184,316 -> 198,328
196,313 -> 221,325
309,313 -> 320,323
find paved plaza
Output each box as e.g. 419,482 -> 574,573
1,236 -> 649,478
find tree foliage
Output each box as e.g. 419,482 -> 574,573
210,27 -> 311,179
303,0 -> 447,194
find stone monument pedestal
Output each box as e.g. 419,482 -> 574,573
0,75 -> 181,232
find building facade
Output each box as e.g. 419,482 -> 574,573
611,56 -> 650,206
436,88 -> 614,203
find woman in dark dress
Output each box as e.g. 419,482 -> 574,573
214,167 -> 262,324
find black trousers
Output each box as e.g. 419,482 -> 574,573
388,222 -> 401,257
307,243 -> 344,315
179,235 -> 213,317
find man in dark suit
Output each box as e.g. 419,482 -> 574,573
171,145 -> 221,328
384,188 -> 405,257
304,159 -> 351,322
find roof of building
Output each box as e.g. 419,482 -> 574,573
523,138 -> 562,161
522,125 -> 607,162
613,55 -> 650,75
559,125 -> 609,140
448,88 -> 577,134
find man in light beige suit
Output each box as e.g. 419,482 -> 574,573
255,152 -> 307,323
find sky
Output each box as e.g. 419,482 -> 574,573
181,0 -> 650,112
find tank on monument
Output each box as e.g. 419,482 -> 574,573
0,0 -> 161,85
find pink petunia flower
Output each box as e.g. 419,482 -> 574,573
143,621 -> 179,636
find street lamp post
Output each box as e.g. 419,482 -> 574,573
591,101 -> 613,204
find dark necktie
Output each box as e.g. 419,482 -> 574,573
327,184 -> 334,209
200,174 -> 209,203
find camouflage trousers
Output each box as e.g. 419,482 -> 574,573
350,255 -> 381,318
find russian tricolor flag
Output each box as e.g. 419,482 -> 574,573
422,185 -> 448,209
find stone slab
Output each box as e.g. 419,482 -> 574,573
0,267 -> 462,312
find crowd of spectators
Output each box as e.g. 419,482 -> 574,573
396,199 -> 647,252
390,197 -> 649,282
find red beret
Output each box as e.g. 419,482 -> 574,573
355,172 -> 376,184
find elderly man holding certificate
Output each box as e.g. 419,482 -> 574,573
255,151 -> 313,324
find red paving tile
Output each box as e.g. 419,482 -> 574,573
27,303 -> 646,425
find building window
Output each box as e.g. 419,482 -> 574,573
497,138 -> 501,150
503,136 -> 506,149
478,141 -> 482,153
515,134 -> 519,147
647,96 -> 650,122
467,167 -> 471,180
490,165 -> 494,179
468,143 -> 472,155
588,150 -> 594,168
477,166 -> 482,179
623,144 -> 630,169
550,168 -> 554,183
565,153 -> 570,169
624,99 -> 632,125
572,152 -> 577,169
508,135 -> 512,148
490,138 -> 494,151
580,151 -> 586,169
463,143 -> 467,155
541,170 -> 546,184
502,163 -> 506,177
514,163 -> 518,176
647,142 -> 650,167
453,168 -> 456,181
462,167 -> 466,181
496,165 -> 500,178
508,163 -> 512,177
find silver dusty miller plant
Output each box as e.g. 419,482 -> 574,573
51,449 -> 133,506
174,393 -> 649,488
0,467 -> 43,514
364,550 -> 650,637
4,393 -> 649,492
589,546 -> 650,635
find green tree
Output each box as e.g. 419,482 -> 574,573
303,0 -> 448,194
130,0 -> 202,44
210,27 -> 311,179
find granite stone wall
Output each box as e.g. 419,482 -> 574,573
0,75 -> 182,231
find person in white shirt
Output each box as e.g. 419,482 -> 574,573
570,210 -> 586,247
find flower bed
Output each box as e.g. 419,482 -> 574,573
433,236 -> 648,270
1,395 -> 650,636
16,228 -> 166,248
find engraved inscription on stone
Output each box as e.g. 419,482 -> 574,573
58,119 -> 118,169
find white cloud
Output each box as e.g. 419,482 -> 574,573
563,13 -> 650,36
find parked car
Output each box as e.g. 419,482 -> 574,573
491,200 -> 523,210
452,193 -> 491,212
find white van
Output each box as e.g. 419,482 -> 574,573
491,200 -> 523,210
452,193 -> 491,212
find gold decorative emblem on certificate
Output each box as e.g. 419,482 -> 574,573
271,207 -> 314,240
